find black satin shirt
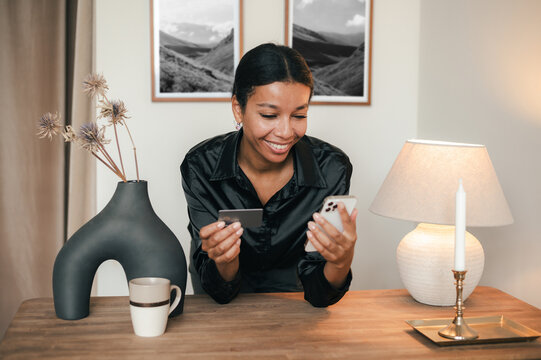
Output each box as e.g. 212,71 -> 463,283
180,130 -> 353,307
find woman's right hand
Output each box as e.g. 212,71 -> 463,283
199,221 -> 243,281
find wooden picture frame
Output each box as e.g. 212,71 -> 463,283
285,0 -> 372,105
150,0 -> 243,102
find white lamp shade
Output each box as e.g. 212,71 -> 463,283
369,140 -> 513,226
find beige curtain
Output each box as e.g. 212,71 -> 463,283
0,0 -> 94,340
66,0 -> 96,239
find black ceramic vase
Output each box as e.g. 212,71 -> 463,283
53,180 -> 187,320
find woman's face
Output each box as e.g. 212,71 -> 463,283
232,81 -> 310,167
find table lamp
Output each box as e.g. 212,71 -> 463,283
369,139 -> 513,306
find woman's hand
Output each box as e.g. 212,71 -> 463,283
199,221 -> 243,281
306,202 -> 358,288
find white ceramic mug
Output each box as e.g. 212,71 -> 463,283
129,277 -> 182,337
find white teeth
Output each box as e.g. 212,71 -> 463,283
267,141 -> 288,150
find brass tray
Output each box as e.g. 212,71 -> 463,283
406,315 -> 541,346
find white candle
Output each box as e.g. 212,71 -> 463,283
454,179 -> 466,271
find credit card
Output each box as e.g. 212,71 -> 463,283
218,209 -> 263,228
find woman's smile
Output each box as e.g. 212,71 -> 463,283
264,140 -> 290,153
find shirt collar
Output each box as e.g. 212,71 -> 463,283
210,130 -> 326,188
210,130 -> 241,181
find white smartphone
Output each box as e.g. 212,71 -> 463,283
305,195 -> 357,252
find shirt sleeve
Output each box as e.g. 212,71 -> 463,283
298,152 -> 353,307
298,252 -> 352,307
181,159 -> 241,304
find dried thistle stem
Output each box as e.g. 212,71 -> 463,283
94,135 -> 126,182
89,95 -> 122,177
112,122 -> 126,178
91,151 -> 124,179
133,148 -> 140,182
123,121 -> 140,182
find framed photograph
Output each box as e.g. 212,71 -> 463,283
150,0 -> 243,102
286,0 -> 372,105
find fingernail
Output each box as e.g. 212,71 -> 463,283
306,230 -> 313,238
313,213 -> 321,220
236,228 -> 244,236
217,221 -> 225,228
233,222 -> 241,230
308,222 -> 316,231
236,239 -> 241,246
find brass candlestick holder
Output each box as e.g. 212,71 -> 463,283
438,270 -> 479,340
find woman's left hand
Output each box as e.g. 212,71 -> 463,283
306,202 -> 358,286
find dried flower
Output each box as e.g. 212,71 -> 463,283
37,73 -> 138,182
62,125 -> 78,143
37,112 -> 62,140
82,73 -> 109,98
99,99 -> 129,125
78,122 -> 109,152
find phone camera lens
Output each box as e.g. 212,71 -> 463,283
328,202 -> 334,206
333,204 -> 338,210
325,207 -> 331,212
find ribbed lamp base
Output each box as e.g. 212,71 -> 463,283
397,223 -> 485,306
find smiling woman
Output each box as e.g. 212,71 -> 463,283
180,43 -> 358,307
235,81 -> 310,206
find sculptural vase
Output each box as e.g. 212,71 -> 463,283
53,180 -> 187,320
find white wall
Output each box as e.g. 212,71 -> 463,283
417,0 -> 541,308
94,0 -> 420,295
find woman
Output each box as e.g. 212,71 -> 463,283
181,43 -> 357,307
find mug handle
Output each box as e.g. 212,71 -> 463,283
168,285 -> 182,315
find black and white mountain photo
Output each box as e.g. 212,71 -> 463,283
157,0 -> 237,95
291,0 -> 370,99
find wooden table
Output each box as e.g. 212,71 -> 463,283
1,286 -> 540,359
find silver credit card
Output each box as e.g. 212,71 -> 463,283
218,209 -> 263,228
